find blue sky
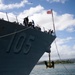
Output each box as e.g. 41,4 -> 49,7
0,0 -> 75,61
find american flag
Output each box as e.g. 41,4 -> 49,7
47,10 -> 52,14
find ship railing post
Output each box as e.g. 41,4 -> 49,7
0,11 -> 24,24
16,16 -> 18,23
6,12 -> 9,21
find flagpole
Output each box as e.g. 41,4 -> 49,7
51,9 -> 56,36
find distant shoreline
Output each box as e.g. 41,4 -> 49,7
37,59 -> 75,65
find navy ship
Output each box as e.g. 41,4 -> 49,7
0,16 -> 56,75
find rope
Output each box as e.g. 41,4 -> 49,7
50,9 -> 73,75
0,27 -> 31,39
54,40 -> 73,75
49,52 -> 51,65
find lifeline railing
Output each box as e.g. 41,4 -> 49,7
0,11 -> 23,24
0,11 -> 56,36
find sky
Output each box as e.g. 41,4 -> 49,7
0,0 -> 75,61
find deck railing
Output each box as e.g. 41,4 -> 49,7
0,12 -> 23,24
0,11 -> 56,36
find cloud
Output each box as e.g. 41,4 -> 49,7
73,45 -> 75,50
40,37 -> 75,61
51,37 -> 75,59
66,27 -> 75,32
46,0 -> 68,3
0,5 -> 75,32
28,8 -> 75,32
18,5 -> 44,18
17,5 -> 75,32
0,0 -> 31,10
56,37 -> 73,45
0,5 -> 75,61
0,0 -> 3,4
55,14 -> 75,31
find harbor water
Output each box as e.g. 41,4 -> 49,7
30,64 -> 75,75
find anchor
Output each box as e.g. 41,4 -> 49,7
44,48 -> 54,68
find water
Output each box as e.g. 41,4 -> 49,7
30,64 -> 75,75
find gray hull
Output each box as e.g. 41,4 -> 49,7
0,20 -> 56,75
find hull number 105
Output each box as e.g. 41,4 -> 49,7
6,32 -> 35,54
